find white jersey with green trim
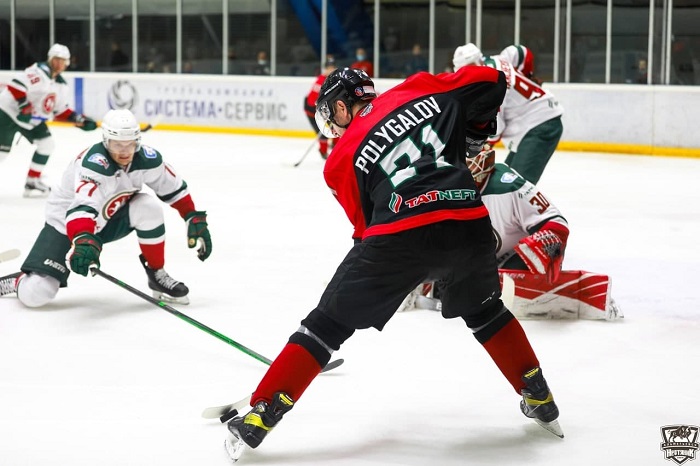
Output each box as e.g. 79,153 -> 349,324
0,62 -> 72,129
483,55 -> 563,153
45,142 -> 191,235
482,163 -> 567,266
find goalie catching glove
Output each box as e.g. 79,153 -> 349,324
514,222 -> 569,284
185,210 -> 212,261
69,233 -> 103,276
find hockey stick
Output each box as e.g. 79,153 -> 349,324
0,249 -> 21,263
293,133 -> 322,167
141,114 -> 163,133
90,267 -> 344,372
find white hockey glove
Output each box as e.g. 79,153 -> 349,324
514,229 -> 566,284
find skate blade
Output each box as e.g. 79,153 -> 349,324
534,418 -> 564,438
23,189 -> 50,199
151,290 -> 190,305
224,432 -> 248,463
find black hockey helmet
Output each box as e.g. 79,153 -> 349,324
315,67 -> 376,137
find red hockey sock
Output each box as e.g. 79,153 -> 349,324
139,242 -> 165,269
481,318 -> 540,394
319,139 -> 329,155
251,343 -> 322,405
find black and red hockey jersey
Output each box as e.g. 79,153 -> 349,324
323,66 -> 507,240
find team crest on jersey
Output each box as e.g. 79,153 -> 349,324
43,93 -> 57,113
102,191 -> 136,219
500,172 -> 518,184
389,193 -> 403,213
88,153 -> 110,169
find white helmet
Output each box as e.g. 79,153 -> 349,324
453,43 -> 483,71
101,109 -> 141,151
47,43 -> 71,61
466,145 -> 496,190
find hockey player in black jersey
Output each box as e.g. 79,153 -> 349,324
225,66 -> 562,461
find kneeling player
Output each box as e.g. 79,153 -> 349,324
0,109 -> 212,307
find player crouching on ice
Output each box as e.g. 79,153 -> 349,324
399,145 -> 622,321
0,109 -> 212,307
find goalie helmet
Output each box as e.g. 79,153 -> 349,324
47,43 -> 71,62
466,145 -> 495,190
453,43 -> 483,71
101,109 -> 141,153
315,67 -> 376,138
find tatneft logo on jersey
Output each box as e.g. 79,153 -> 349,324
660,425 -> 699,465
43,259 -> 66,274
389,189 -> 477,213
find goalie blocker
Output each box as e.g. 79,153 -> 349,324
500,269 -> 623,321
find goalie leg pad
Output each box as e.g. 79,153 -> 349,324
501,269 -> 619,320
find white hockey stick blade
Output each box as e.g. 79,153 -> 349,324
202,395 -> 252,420
0,249 -> 21,263
501,273 -> 515,310
534,418 -> 565,438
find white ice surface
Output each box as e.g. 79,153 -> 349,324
1,127 -> 699,466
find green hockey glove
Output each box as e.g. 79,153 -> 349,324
17,100 -> 33,123
69,233 -> 103,276
185,210 -> 212,261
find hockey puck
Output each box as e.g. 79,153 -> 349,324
219,408 -> 238,424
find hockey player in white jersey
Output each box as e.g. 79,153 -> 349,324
0,109 -> 212,307
453,43 -> 563,184
0,43 -> 98,197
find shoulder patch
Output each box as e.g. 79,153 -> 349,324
142,145 -> 158,159
87,153 -> 110,170
483,163 -> 526,195
82,144 -> 117,175
130,145 -> 163,171
500,172 -> 519,184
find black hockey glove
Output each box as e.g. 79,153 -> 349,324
69,233 -> 103,276
185,211 -> 212,261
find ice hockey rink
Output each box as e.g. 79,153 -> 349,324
1,126 -> 699,466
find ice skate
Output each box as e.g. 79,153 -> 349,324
0,272 -> 21,297
139,254 -> 190,304
520,367 -> 564,438
225,392 -> 294,462
23,177 -> 51,198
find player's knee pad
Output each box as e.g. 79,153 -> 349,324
16,273 -> 60,308
289,309 -> 355,366
128,193 -> 164,230
34,136 -> 55,156
462,300 -> 515,344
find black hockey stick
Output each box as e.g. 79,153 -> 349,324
140,114 -> 163,133
90,267 -> 344,372
293,133 -> 322,167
